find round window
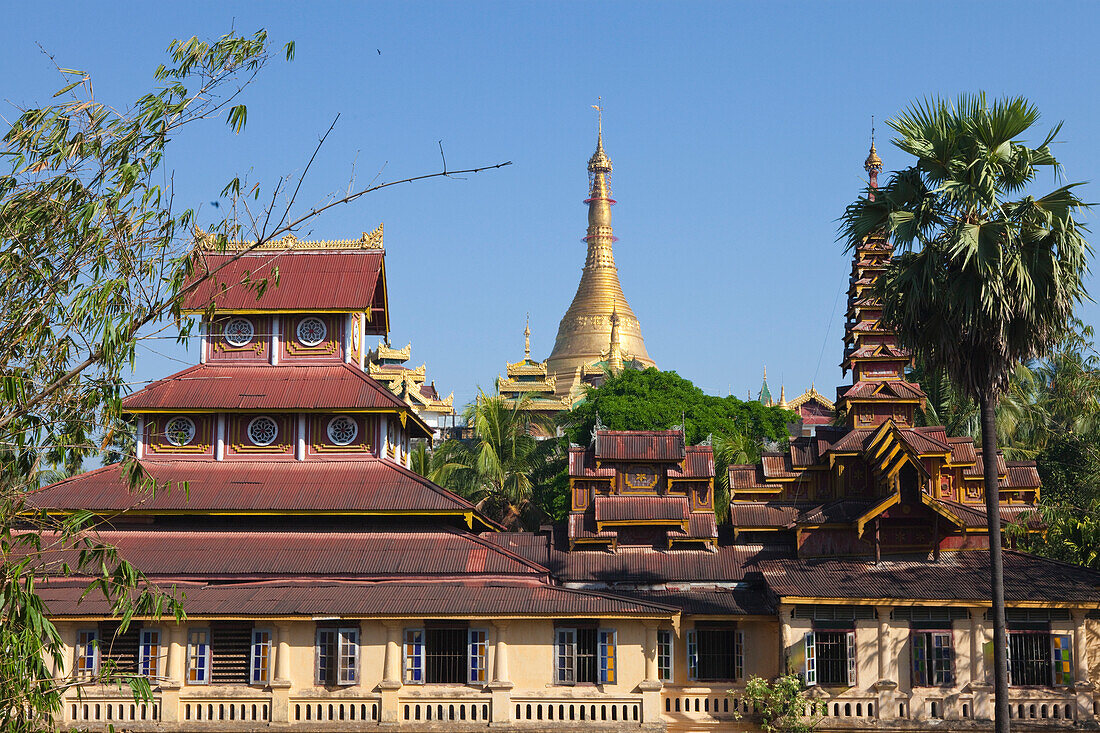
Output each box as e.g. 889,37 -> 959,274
247,416 -> 279,446
223,317 -> 255,347
164,416 -> 196,446
296,317 -> 327,346
326,415 -> 358,445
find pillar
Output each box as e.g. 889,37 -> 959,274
270,624 -> 292,723
873,606 -> 897,720
159,623 -> 184,723
1073,610 -> 1095,721
778,603 -> 793,675
969,610 -> 992,720
639,623 -> 663,723
488,622 -> 514,726
380,623 -> 402,724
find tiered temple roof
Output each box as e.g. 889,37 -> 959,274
497,317 -> 572,416
367,340 -> 456,432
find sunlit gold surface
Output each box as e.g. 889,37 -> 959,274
199,223 -> 385,251
546,126 -> 654,395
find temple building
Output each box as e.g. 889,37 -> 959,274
367,340 -> 456,436
26,140 -> 1100,733
543,118 -> 656,399
496,317 -> 572,419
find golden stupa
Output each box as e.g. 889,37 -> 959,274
545,112 -> 655,397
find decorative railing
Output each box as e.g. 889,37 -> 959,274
511,696 -> 642,725
180,696 -> 272,723
68,695 -> 161,725
291,696 -> 381,724
398,696 -> 490,725
662,689 -> 745,719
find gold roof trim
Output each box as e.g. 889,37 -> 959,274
787,386 -> 835,411
370,341 -> 413,362
198,223 -> 384,251
498,375 -> 557,393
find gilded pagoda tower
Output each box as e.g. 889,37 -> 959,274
546,121 -> 654,397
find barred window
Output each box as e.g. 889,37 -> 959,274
403,626 -> 487,684
912,631 -> 954,686
803,630 -> 855,687
687,624 -> 743,681
657,629 -> 673,682
1009,632 -> 1072,686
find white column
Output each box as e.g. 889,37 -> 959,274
358,313 -> 366,370
380,419 -> 390,461
344,313 -> 353,364
643,623 -> 659,684
877,606 -> 890,681
970,611 -> 985,685
383,623 -> 402,687
135,416 -> 145,459
270,315 -> 280,366
492,622 -> 511,684
274,623 -> 292,685
1073,610 -> 1089,684
199,322 -> 208,364
215,414 -> 225,460
296,415 -> 306,461
167,624 -> 185,685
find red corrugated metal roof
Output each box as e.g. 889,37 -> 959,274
759,550 -> 1100,603
948,437 -> 978,464
761,453 -> 798,479
123,363 -> 410,413
964,453 -> 1008,478
593,496 -> 689,523
536,540 -> 794,583
839,380 -> 924,400
36,580 -> 678,618
568,446 -> 614,477
1005,461 -> 1040,488
182,251 -> 384,312
729,502 -> 802,528
594,431 -> 686,462
668,445 -> 714,478
28,459 -> 489,520
27,528 -> 547,578
728,465 -> 771,490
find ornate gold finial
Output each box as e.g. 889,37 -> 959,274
779,384 -> 788,409
588,99 -> 612,173
864,117 -> 883,175
524,313 -> 531,359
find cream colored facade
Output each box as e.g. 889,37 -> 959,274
51,610 -> 1100,731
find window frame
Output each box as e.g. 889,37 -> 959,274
657,629 -> 673,683
554,625 -> 616,686
1007,630 -> 1073,687
911,630 -> 954,687
316,626 -> 359,686
186,628 -> 211,685
555,627 -> 576,685
468,628 -> 489,685
139,627 -> 161,679
686,625 -> 744,682
404,628 -> 425,684
598,629 -> 617,685
76,629 -> 99,677
804,629 -> 856,687
250,628 -> 272,686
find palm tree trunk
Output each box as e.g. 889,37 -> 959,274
980,391 -> 1010,732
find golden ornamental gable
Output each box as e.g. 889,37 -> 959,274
197,223 -> 384,251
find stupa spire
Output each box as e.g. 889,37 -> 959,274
864,117 -> 883,196
607,307 -> 624,375
545,105 -> 654,396
524,313 -> 531,359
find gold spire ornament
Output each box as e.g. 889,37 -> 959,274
524,313 -> 531,359
546,105 -> 655,396
607,307 -> 624,375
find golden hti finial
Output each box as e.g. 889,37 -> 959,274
778,384 -> 788,409
524,313 -> 531,359
588,98 -> 612,174
864,116 -> 883,175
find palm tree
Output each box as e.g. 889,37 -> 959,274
712,428 -> 763,524
839,95 -> 1091,732
428,391 -> 553,526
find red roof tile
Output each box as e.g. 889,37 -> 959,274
28,459 -> 492,523
28,528 -> 546,578
761,453 -> 799,479
567,513 -> 617,539
1005,461 -> 1040,489
594,431 -> 686,462
728,465 -> 771,490
123,363 -> 411,414
964,452 -> 1008,479
594,496 -> 689,523
37,580 -> 678,618
839,380 -> 925,400
947,437 -> 978,464
182,251 -> 384,312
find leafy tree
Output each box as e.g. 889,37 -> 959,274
560,368 -> 794,447
1,30 -> 505,729
734,674 -> 822,733
840,94 -> 1091,731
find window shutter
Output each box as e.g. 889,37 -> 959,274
803,631 -> 816,686
735,630 -> 745,680
468,629 -> 488,684
657,630 -> 672,682
846,631 -> 857,686
139,629 -> 160,678
1005,634 -> 1014,686
403,629 -> 424,684
249,629 -> 271,684
911,632 -> 927,686
599,629 -> 617,684
687,630 -> 698,681
556,628 -> 576,685
1052,634 -> 1073,686
339,628 -> 359,685
933,632 -> 953,685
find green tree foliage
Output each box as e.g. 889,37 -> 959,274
839,94 -> 1091,731
734,674 -> 822,733
560,368 -> 795,447
427,393 -> 555,526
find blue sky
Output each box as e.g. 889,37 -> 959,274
5,2 -> 1100,410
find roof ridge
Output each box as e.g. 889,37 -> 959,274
440,525 -> 551,574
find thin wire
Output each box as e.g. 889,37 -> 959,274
812,282 -> 845,386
